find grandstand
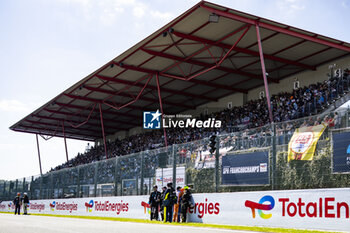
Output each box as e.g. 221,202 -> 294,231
47,72 -> 350,172
2,1 -> 350,201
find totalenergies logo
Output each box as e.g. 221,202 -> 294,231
245,195 -> 275,219
85,200 -> 94,212
49,201 -> 56,211
8,203 -> 13,210
188,199 -> 220,218
141,201 -> 150,214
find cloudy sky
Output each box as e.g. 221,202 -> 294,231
0,0 -> 349,180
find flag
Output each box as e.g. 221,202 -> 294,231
288,123 -> 327,162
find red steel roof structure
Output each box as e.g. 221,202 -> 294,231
10,1 -> 350,150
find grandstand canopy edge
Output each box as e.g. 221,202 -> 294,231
10,1 -> 350,143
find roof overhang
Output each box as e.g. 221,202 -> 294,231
10,1 -> 350,141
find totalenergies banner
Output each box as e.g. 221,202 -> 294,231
288,124 -> 327,162
0,196 -> 148,219
1,188 -> 350,231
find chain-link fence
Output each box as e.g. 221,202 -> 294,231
1,108 -> 349,201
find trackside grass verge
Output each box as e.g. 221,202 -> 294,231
0,211 -> 342,233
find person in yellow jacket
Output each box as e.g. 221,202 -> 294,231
163,183 -> 176,222
160,186 -> 166,221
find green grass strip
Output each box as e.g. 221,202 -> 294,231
0,211 -> 340,233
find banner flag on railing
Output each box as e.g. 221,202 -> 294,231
288,123 -> 327,162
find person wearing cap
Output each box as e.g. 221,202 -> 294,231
13,193 -> 21,215
149,185 -> 161,220
21,192 -> 30,215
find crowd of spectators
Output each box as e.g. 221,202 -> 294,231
222,110 -> 342,151
50,69 -> 350,172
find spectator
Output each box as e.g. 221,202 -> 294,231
149,185 -> 161,221
48,68 -> 350,172
21,192 -> 30,215
180,186 -> 193,223
173,186 -> 182,223
13,193 -> 21,215
163,183 -> 176,222
160,186 -> 167,221
334,112 -> 341,128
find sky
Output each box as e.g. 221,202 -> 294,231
0,0 -> 349,181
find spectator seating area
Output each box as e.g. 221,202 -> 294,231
50,69 -> 350,172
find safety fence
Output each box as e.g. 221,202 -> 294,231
1,108 -> 350,201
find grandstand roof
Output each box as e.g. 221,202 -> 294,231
10,1 -> 350,141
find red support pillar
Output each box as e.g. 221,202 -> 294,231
99,103 -> 108,159
62,121 -> 69,162
36,134 -> 43,176
256,23 -> 274,123
156,73 -> 168,147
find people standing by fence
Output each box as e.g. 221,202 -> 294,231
163,183 -> 176,222
22,192 -> 30,215
160,186 -> 166,221
172,186 -> 182,223
149,186 -> 161,221
13,193 -> 21,215
181,186 -> 192,223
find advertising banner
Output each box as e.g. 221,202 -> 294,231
0,195 -> 150,219
222,151 -> 269,185
155,166 -> 185,188
332,131 -> 350,173
1,188 -> 350,231
187,188 -> 350,232
288,124 -> 327,162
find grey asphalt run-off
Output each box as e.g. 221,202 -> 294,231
0,213 -> 260,233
